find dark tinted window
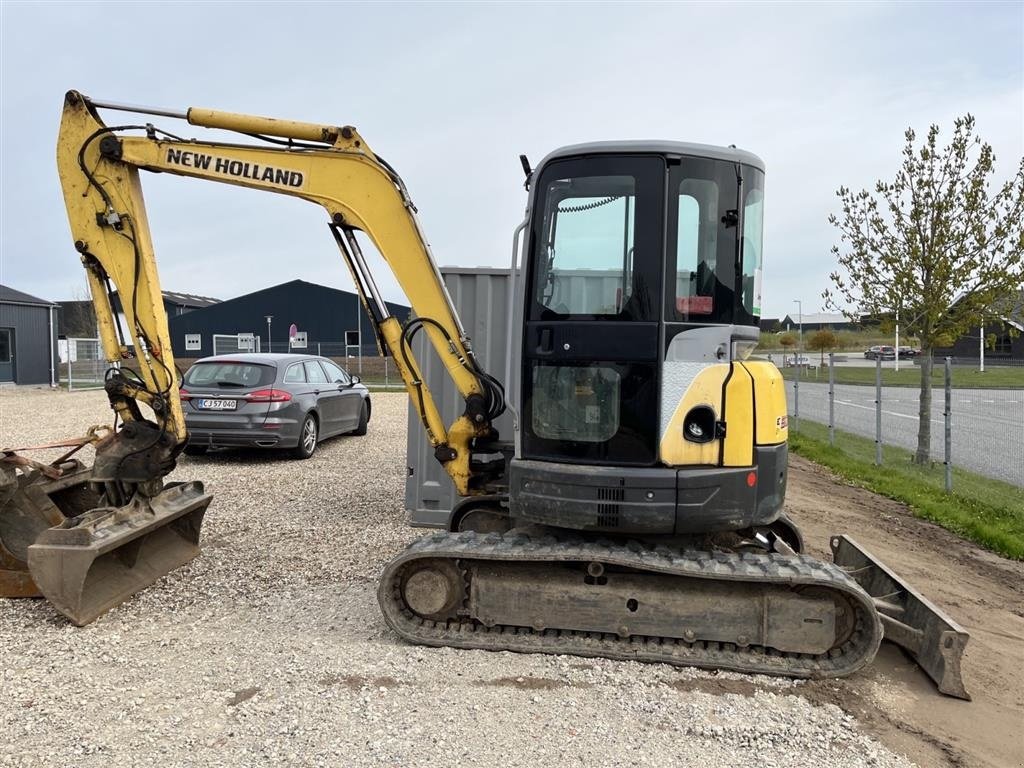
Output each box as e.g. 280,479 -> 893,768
184,361 -> 275,388
304,361 -> 329,384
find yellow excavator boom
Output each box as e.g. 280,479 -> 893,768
0,91 -> 504,624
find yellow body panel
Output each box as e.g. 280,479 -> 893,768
722,364 -> 755,467
659,364 -> 729,466
745,360 -> 788,446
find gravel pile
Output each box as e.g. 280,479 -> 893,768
1,386 -> 915,767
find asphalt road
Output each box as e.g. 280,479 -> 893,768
789,380 -> 1024,487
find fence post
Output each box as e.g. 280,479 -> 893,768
66,357 -> 73,392
317,342 -> 321,356
944,357 -> 953,493
793,359 -> 800,433
875,356 -> 882,465
384,356 -> 389,388
828,352 -> 835,446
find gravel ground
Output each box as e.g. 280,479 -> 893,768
1,386 -> 915,768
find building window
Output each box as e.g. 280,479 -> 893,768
184,334 -> 201,352
993,333 -> 1012,356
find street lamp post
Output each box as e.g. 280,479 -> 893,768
265,315 -> 273,354
894,308 -> 900,373
793,300 -> 803,359
792,300 -> 802,432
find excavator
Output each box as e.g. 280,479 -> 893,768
0,90 -> 969,700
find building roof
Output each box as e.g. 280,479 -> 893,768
783,312 -> 850,326
0,284 -> 55,306
994,289 -> 1024,332
110,290 -> 220,308
161,290 -> 221,308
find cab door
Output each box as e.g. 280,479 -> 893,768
521,155 -> 664,467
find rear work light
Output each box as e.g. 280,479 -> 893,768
245,389 -> 292,403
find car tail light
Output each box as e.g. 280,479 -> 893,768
179,388 -> 192,402
246,389 -> 292,403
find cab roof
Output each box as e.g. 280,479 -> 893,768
537,140 -> 765,173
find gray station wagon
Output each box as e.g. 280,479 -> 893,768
180,353 -> 370,458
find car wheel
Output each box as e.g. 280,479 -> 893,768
351,400 -> 369,436
292,413 -> 318,459
184,444 -> 208,456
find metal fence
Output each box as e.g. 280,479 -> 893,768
62,338 -> 108,391
251,340 -> 402,388
212,333 -> 262,355
788,354 -> 1024,490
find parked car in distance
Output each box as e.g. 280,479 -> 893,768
784,355 -> 813,368
864,345 -> 896,360
897,346 -> 920,359
179,353 -> 370,459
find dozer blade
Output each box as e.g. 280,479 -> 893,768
831,535 -> 970,700
0,461 -> 99,597
27,481 -> 211,626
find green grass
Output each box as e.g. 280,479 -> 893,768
788,420 -> 1024,560
779,364 -> 1024,389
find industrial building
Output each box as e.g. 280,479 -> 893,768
0,284 -> 58,386
58,290 -> 220,338
166,279 -> 411,358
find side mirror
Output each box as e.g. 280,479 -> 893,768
351,376 -> 361,385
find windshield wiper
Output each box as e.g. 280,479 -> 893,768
214,381 -> 246,387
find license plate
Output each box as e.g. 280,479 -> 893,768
198,398 -> 237,410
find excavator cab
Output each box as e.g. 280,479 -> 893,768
512,144 -> 787,538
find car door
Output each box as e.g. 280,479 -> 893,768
320,359 -> 361,431
303,360 -> 341,436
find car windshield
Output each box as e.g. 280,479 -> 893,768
184,361 -> 276,388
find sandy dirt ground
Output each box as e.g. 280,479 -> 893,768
785,455 -> 1024,768
1,388 -> 1021,766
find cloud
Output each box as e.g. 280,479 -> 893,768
2,1 -> 1020,320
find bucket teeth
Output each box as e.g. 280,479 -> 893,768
831,534 -> 971,701
27,481 -> 211,626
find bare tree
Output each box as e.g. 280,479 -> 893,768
60,281 -> 99,338
826,115 -> 1024,463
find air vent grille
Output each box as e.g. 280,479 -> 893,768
596,487 -> 624,527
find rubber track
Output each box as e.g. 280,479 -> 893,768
378,531 -> 884,680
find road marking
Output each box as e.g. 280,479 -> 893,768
833,398 -> 943,424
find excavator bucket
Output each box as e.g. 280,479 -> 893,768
27,481 -> 211,626
0,460 -> 99,598
831,535 -> 970,700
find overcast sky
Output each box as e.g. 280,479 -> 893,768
1,1 -> 1021,320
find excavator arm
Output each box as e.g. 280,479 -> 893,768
1,91 -> 505,625
57,90 -> 502,496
